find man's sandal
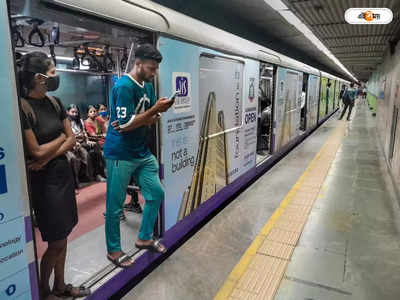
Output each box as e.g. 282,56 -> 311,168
53,284 -> 91,298
135,239 -> 167,253
107,253 -> 135,268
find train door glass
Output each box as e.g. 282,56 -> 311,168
9,1 -> 155,288
300,73 -> 309,132
257,62 -> 274,163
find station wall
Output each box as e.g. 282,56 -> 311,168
368,44 -> 400,189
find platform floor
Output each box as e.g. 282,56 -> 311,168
122,101 -> 400,300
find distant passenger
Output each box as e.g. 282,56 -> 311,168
339,85 -> 346,108
66,104 -> 106,185
339,82 -> 357,121
97,103 -> 110,131
18,52 -> 90,299
362,87 -> 367,103
103,44 -> 174,268
84,105 -> 106,147
326,81 -> 331,114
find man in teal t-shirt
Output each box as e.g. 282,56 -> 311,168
103,44 -> 174,268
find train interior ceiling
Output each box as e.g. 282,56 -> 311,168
10,0 -> 156,287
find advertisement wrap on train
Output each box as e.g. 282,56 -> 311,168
0,2 -> 33,299
159,37 -> 259,230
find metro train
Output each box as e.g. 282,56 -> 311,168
1,0 -> 350,299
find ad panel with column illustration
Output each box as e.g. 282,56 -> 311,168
319,77 -> 328,119
158,36 -> 259,230
273,67 -> 303,152
306,74 -> 320,129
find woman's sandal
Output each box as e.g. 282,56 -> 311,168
135,239 -> 167,253
107,252 -> 135,268
53,284 -> 91,298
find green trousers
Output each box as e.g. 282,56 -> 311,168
105,155 -> 164,253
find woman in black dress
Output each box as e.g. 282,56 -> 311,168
19,52 -> 90,299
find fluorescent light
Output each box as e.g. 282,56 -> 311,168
263,0 -> 288,10
265,0 -> 358,81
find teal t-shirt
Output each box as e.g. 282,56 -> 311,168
104,75 -> 156,160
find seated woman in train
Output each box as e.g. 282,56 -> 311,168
96,103 -> 110,131
66,104 -> 106,184
84,105 -> 106,147
18,51 -> 90,299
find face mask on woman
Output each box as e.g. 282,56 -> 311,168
99,111 -> 108,118
69,114 -> 80,121
40,74 -> 60,91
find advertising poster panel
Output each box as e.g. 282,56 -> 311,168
306,74 -> 320,128
319,77 -> 328,119
0,3 -> 34,299
327,80 -> 334,114
334,80 -> 340,110
274,67 -> 302,152
158,37 -> 258,230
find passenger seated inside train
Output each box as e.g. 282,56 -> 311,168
66,104 -> 106,188
85,105 -> 106,148
97,103 -> 110,131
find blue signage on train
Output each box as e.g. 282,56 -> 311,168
176,76 -> 188,96
0,165 -> 7,195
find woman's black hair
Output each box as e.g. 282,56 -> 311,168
18,51 -> 52,97
96,103 -> 107,111
87,104 -> 96,112
67,104 -> 83,130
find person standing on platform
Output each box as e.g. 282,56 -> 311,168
103,44 -> 174,268
339,82 -> 357,121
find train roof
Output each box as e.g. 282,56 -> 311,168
45,0 -> 342,78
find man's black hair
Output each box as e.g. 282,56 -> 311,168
135,44 -> 162,63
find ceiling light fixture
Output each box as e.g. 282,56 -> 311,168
263,0 -> 357,81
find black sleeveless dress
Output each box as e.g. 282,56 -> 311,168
22,96 -> 78,242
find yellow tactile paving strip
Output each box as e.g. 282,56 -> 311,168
215,122 -> 346,300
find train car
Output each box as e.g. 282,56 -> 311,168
2,0 -> 347,299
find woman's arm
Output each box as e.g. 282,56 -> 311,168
50,119 -> 76,157
24,130 -> 66,160
28,119 -> 76,171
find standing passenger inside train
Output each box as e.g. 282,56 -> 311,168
18,52 -> 90,299
339,82 -> 357,121
85,105 -> 106,147
103,44 -> 174,267
339,84 -> 346,109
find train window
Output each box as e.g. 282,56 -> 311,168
10,2 -> 155,290
257,62 -> 274,163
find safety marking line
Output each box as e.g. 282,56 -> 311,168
214,122 -> 347,300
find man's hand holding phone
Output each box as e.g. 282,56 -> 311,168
154,91 -> 179,113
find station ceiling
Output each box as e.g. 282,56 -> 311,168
153,0 -> 400,82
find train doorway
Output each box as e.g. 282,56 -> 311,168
9,0 -> 158,290
300,73 -> 309,132
256,62 -> 274,164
